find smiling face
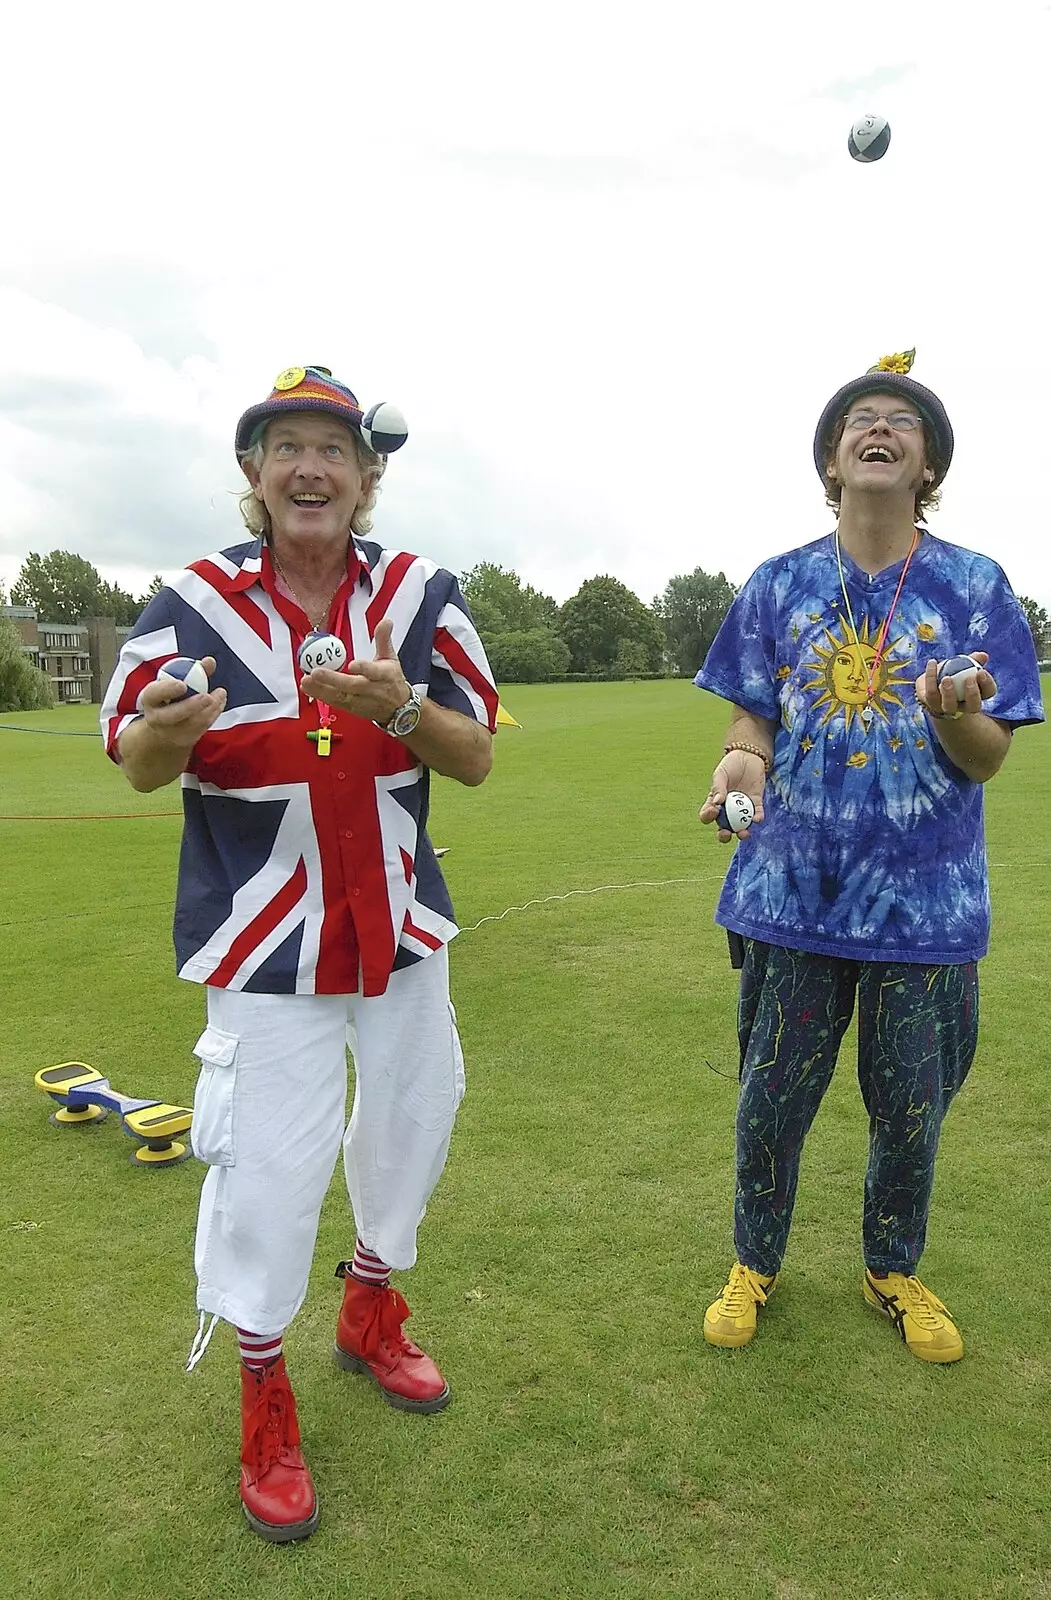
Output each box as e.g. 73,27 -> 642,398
244,411 -> 366,549
832,389 -> 929,503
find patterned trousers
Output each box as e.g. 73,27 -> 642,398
733,940 -> 978,1277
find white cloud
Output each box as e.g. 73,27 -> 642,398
2,0 -> 1050,614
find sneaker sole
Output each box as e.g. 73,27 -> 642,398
899,1343 -> 964,1364
242,1501 -> 320,1543
333,1344 -> 452,1413
703,1321 -> 757,1349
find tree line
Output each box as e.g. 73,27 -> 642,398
460,562 -> 740,681
7,551 -> 163,627
461,566 -> 1051,680
3,549 -> 744,682
4,553 -> 1051,702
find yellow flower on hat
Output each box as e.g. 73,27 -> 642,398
866,348 -> 916,376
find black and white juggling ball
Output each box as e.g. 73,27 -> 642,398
717,791 -> 756,835
298,632 -> 348,674
157,656 -> 209,696
848,114 -> 891,163
360,402 -> 408,455
938,654 -> 981,701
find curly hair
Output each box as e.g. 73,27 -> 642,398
822,410 -> 948,524
236,423 -> 386,539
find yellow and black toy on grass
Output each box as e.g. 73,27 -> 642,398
35,1063 -> 193,1168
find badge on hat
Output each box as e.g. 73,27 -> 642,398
866,349 -> 916,376
273,367 -> 307,391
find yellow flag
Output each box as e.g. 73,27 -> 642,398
496,703 -> 521,728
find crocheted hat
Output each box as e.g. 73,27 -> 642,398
813,349 -> 954,486
235,366 -> 407,460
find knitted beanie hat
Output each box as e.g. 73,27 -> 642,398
235,366 -> 407,461
813,349 -> 953,486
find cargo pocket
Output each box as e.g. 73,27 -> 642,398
190,1026 -> 239,1167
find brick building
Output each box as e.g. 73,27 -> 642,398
1,606 -> 132,703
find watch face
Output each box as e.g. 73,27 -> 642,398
391,700 -> 422,736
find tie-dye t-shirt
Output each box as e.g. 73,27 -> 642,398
695,532 -> 1044,963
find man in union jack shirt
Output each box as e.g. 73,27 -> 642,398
101,365 -> 497,1543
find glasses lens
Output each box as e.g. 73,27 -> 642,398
844,410 -> 922,432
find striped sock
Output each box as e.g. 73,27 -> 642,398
351,1240 -> 392,1288
237,1328 -> 284,1371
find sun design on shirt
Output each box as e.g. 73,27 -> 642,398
801,615 -> 912,730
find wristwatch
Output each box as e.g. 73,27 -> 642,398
383,687 -> 423,738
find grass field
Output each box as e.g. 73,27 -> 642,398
2,682 -> 1050,1600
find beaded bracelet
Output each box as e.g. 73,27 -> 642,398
723,740 -> 772,773
916,689 -> 965,722
925,706 -> 965,722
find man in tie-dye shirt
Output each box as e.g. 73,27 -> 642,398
694,351 -> 1043,1363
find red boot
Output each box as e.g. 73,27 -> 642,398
333,1268 -> 451,1413
239,1356 -> 319,1542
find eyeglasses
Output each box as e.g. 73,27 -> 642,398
843,409 -> 923,433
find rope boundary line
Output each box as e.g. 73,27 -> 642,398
0,724 -> 97,736
0,864 -> 1044,933
0,812 -> 181,821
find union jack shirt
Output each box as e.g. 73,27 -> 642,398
100,536 -> 498,996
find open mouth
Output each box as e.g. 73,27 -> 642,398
858,446 -> 896,464
291,494 -> 330,508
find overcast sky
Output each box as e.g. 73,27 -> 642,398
2,0 -> 1049,614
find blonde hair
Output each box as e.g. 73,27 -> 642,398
237,421 -> 386,539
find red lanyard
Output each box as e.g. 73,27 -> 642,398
835,526 -> 920,701
308,701 -> 339,757
865,527 -> 919,696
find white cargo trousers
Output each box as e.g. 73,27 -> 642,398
189,946 -> 465,1337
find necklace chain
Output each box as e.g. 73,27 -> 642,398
270,550 -> 341,632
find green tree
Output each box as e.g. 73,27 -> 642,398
0,616 -> 55,712
557,576 -> 666,675
1018,594 -> 1051,658
613,638 -> 651,678
461,593 -> 510,642
96,579 -> 142,626
485,628 -> 571,684
653,567 -> 739,676
461,563 -> 558,641
11,550 -> 136,623
136,574 -> 166,613
12,551 -> 102,621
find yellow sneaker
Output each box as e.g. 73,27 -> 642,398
704,1263 -> 776,1348
863,1270 -> 964,1364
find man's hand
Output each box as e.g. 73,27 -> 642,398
698,749 -> 767,842
135,655 -> 228,749
300,618 -> 410,726
914,651 -> 997,720
911,650 -> 1011,782
119,656 -> 227,792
